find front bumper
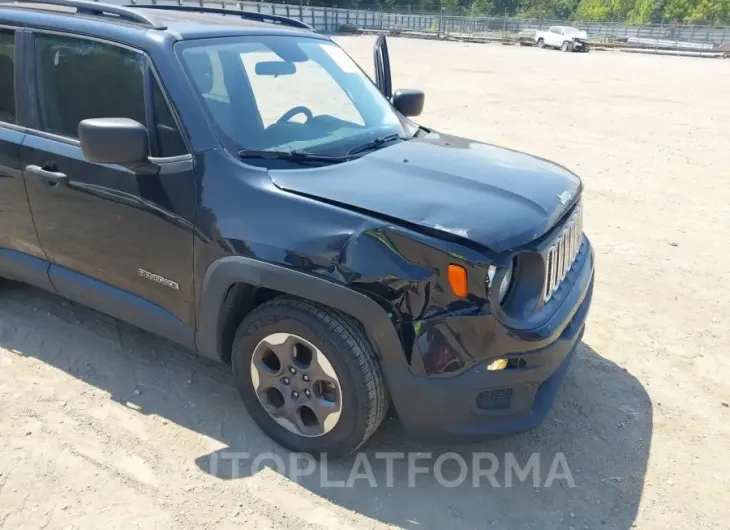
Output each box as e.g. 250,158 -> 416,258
386,240 -> 595,440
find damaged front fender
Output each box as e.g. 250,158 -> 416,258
193,152 -> 509,377
199,222 -> 505,377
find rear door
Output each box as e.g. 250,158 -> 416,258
0,27 -> 51,289
373,34 -> 392,100
21,31 -> 198,345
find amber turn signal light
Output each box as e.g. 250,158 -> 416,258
447,264 -> 468,298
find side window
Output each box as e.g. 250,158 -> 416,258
0,29 -> 16,124
150,77 -> 187,157
34,34 -> 145,138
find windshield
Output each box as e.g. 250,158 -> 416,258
176,35 -> 409,159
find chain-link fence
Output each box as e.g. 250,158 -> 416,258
124,0 -> 730,53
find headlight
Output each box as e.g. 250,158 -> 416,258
487,261 -> 514,303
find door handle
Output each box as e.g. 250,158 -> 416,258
25,164 -> 68,186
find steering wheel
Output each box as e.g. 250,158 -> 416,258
277,106 -> 313,124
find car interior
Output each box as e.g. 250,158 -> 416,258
0,49 -> 15,123
181,44 -> 372,154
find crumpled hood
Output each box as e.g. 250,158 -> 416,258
268,133 -> 582,253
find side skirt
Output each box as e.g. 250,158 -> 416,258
0,249 -> 195,350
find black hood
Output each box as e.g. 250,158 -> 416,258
268,133 -> 582,253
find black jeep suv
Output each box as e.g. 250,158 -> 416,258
0,0 -> 594,457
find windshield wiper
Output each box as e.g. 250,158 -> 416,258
238,150 -> 349,164
346,134 -> 406,157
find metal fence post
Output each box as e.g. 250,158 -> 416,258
675,22 -> 679,48
612,18 -> 617,51
502,8 -> 507,43
438,7 -> 443,39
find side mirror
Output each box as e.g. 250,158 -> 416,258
392,89 -> 425,117
78,118 -> 150,167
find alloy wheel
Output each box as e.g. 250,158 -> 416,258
250,333 -> 342,437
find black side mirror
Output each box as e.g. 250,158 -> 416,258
79,118 -> 150,167
392,89 -> 425,117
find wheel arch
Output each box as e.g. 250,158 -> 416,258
195,256 -> 408,375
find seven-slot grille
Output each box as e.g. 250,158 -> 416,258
543,205 -> 583,302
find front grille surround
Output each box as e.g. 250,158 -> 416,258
543,205 -> 583,302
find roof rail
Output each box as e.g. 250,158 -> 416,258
128,3 -> 312,31
1,0 -> 166,28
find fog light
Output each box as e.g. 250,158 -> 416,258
486,358 -> 508,371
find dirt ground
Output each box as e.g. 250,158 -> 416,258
1,36 -> 729,530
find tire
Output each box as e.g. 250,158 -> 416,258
537,38 -> 545,49
231,296 -> 389,459
561,41 -> 572,52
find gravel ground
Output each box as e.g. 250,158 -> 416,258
1,36 -> 729,530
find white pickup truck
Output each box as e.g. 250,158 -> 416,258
535,26 -> 590,52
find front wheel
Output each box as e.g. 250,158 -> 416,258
561,40 -> 573,52
537,38 -> 545,49
231,296 -> 390,458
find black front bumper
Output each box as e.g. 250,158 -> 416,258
386,240 -> 595,441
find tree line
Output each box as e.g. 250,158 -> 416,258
304,0 -> 730,24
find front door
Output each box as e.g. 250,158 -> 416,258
0,27 -> 51,290
373,34 -> 392,100
21,31 -> 197,344
547,27 -> 562,47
